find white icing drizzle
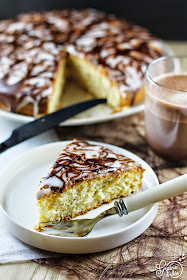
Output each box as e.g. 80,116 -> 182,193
26,77 -> 50,87
46,15 -> 69,31
7,22 -> 26,33
117,42 -> 132,50
36,139 -> 139,200
76,37 -> 95,47
0,34 -> 14,42
7,62 -> 28,85
39,176 -> 64,189
125,66 -> 143,90
100,48 -> 115,58
41,87 -> 52,98
106,55 -> 131,68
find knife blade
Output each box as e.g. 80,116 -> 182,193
0,98 -> 106,153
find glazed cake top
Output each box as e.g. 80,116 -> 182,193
37,139 -> 141,199
0,9 -> 163,115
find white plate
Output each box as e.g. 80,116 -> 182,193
0,42 -> 173,126
0,141 -> 159,254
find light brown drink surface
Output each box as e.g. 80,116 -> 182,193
157,73 -> 187,91
145,73 -> 187,160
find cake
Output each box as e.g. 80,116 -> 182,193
0,9 -> 163,117
36,139 -> 144,224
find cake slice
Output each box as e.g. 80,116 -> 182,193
36,139 -> 144,225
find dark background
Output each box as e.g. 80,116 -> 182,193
0,0 -> 186,40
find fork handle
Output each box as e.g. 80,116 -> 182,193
122,174 -> 187,213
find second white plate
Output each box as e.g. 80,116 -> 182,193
0,141 -> 159,254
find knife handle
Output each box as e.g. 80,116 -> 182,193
115,174 -> 187,215
0,142 -> 7,153
0,129 -> 20,154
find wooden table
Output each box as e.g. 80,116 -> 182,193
0,41 -> 186,280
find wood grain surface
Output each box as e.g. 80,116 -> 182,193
0,41 -> 186,280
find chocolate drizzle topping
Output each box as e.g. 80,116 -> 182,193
0,9 -> 163,116
37,139 -> 139,200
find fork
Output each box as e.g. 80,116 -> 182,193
40,174 -> 187,237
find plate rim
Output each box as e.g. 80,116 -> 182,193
0,140 -> 159,242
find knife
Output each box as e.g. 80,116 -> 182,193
0,98 -> 106,153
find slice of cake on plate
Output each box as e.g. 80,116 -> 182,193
36,139 -> 144,226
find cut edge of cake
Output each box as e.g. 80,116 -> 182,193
36,167 -> 144,224
67,53 -> 145,108
68,53 -> 124,108
47,56 -> 67,114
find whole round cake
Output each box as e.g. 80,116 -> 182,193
0,9 -> 163,116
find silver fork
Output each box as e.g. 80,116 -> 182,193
40,206 -> 118,237
39,174 -> 187,237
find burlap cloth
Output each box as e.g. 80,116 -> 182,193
36,112 -> 187,280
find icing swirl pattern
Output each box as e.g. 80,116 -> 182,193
0,9 -> 163,116
37,139 -> 140,200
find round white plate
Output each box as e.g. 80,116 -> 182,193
0,43 -> 173,126
0,141 -> 159,254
